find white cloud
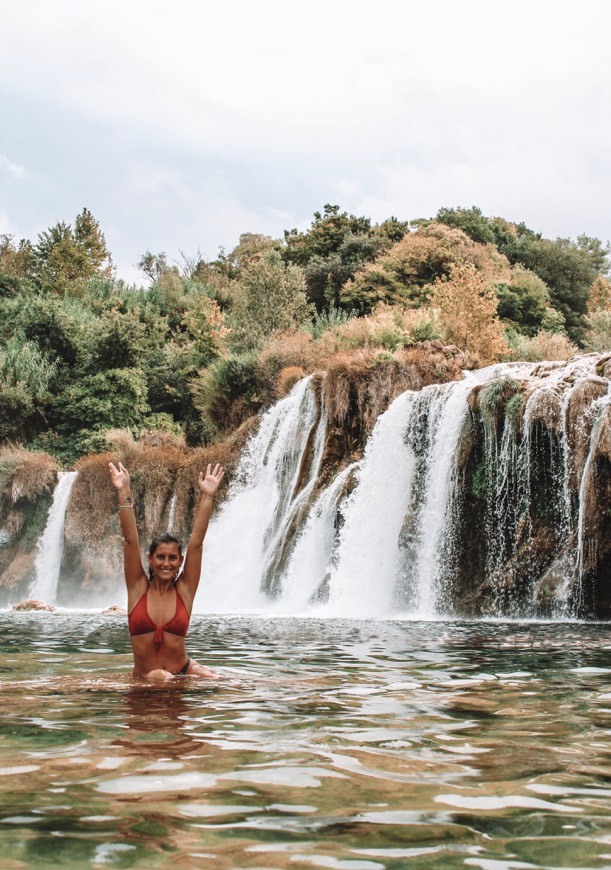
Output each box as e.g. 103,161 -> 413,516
0,154 -> 26,180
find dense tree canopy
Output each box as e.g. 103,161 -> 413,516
0,204 -> 608,463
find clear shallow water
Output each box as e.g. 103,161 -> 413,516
1,615 -> 611,869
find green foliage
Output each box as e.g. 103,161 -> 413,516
0,386 -> 36,441
51,368 -> 150,437
505,393 -> 525,423
413,309 -> 443,342
229,251 -> 311,351
18,491 -> 53,551
583,309 -> 611,352
2,202 -> 608,461
435,206 -> 497,245
0,338 -> 57,400
32,208 -> 112,292
479,377 -> 520,420
308,304 -> 357,339
140,413 -> 184,437
283,205 -> 403,310
496,266 -> 553,335
192,353 -> 262,430
0,339 -> 57,440
284,204 -> 373,265
502,235 -> 609,343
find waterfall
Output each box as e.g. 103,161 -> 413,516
200,376 -> 325,613
324,390 -> 418,617
196,355 -> 609,618
30,471 -> 78,604
324,373 -> 487,618
278,462 -> 358,612
167,495 -> 177,533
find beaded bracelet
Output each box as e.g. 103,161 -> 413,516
118,503 -> 133,510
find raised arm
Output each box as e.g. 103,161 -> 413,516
108,461 -> 146,591
182,463 -> 224,595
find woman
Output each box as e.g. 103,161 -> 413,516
108,460 -> 224,680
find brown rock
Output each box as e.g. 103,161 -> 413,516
597,405 -> 611,463
524,385 -> 563,436
12,599 -> 56,612
1,551 -> 35,590
101,604 -> 127,615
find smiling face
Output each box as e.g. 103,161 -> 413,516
147,542 -> 182,582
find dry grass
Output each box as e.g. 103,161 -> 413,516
0,445 -> 57,505
104,429 -> 137,463
323,346 -> 463,436
276,366 -> 308,398
68,452 -> 118,549
508,330 -> 578,362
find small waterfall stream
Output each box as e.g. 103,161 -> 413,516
167,495 -> 177,533
30,471 -> 78,605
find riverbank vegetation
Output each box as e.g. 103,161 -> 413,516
0,205 -> 609,466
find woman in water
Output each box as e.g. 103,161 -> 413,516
108,460 -> 224,680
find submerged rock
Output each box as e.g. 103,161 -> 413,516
12,598 -> 56,612
101,604 -> 127,615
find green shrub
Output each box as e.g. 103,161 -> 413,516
479,377 -> 520,420
191,353 -> 263,430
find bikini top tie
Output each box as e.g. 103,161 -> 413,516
128,587 -> 190,653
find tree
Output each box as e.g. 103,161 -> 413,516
229,251 -> 311,351
182,295 -> 229,363
0,338 -> 57,440
495,266 -> 555,336
340,222 -> 511,314
435,206 -> 496,245
283,204 -> 393,310
32,208 -> 112,292
137,250 -> 171,284
0,234 -> 35,280
511,236 -> 604,343
429,262 -> 508,362
51,368 -> 150,436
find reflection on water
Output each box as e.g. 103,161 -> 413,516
0,614 -> 611,868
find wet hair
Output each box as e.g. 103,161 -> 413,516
148,533 -> 182,556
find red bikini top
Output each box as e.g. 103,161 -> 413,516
128,587 -> 190,653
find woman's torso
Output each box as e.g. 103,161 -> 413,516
128,580 -> 193,674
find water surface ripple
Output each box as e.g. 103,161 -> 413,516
1,615 -> 610,868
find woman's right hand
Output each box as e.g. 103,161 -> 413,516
109,461 -> 130,491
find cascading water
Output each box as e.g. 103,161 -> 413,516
277,462 -> 357,612
200,376 -> 326,613
30,471 -> 78,604
198,354 -> 609,618
167,495 -> 177,533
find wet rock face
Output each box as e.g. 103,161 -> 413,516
566,376 -> 609,491
449,355 -> 611,617
524,385 -> 563,436
12,599 -> 56,612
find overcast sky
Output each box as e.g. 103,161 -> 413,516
1,0 -> 610,282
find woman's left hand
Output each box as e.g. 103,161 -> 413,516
198,463 -> 225,498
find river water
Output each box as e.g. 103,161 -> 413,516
1,614 -> 610,869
